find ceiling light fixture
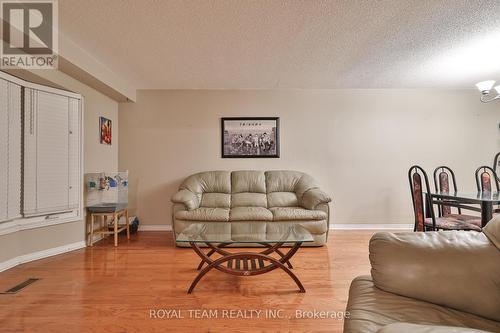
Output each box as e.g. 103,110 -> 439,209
475,80 -> 500,102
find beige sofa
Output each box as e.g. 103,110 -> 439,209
344,216 -> 500,333
171,170 -> 331,246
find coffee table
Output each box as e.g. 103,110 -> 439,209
176,222 -> 314,294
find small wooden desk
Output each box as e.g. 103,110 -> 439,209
87,205 -> 130,247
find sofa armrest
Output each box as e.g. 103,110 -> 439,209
301,188 -> 331,210
369,230 -> 500,322
171,189 -> 199,210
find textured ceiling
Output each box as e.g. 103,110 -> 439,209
59,0 -> 500,89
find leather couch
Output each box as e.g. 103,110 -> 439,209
171,170 -> 331,246
344,215 -> 500,333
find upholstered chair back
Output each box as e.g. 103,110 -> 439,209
475,166 -> 500,193
433,166 -> 459,216
408,165 -> 434,231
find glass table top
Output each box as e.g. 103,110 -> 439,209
425,191 -> 500,203
176,222 -> 314,244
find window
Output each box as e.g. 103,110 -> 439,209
0,77 -> 22,222
23,89 -> 82,216
0,71 -> 82,225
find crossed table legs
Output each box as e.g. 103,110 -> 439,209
187,241 -> 305,294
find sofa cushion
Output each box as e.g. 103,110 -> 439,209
231,171 -> 266,193
270,207 -> 327,221
180,171 -> 231,194
265,170 -> 304,193
231,193 -> 267,208
267,192 -> 298,207
229,207 -> 273,221
175,208 -> 229,222
200,193 -> 231,208
344,276 -> 500,333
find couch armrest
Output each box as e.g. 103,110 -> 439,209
171,189 -> 199,210
369,230 -> 500,322
301,188 -> 331,210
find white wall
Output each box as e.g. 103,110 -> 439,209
119,89 -> 499,227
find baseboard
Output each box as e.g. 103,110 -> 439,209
138,224 -> 173,231
137,224 -> 412,231
0,240 -> 86,273
330,223 -> 413,230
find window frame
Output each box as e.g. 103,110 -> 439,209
0,71 -> 84,235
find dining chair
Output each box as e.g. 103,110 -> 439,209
408,165 -> 480,232
476,165 -> 500,216
475,166 -> 500,193
493,152 -> 500,181
433,166 -> 457,216
432,166 -> 481,227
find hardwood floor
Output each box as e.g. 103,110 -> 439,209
0,230 -> 377,333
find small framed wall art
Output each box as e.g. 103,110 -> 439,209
221,117 -> 280,158
99,116 -> 112,145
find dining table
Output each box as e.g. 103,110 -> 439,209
425,191 -> 500,227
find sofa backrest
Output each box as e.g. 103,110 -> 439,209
179,171 -> 231,208
178,170 -> 320,209
231,171 -> 267,207
369,219 -> 500,322
265,170 -> 318,207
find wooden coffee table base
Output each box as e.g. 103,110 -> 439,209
187,241 -> 305,294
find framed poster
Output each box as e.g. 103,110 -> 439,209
99,116 -> 112,145
221,117 -> 280,158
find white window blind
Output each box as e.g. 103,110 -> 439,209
68,97 -> 81,209
23,88 -> 81,216
0,78 -> 22,222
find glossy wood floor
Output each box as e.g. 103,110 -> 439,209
0,231 -> 377,333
